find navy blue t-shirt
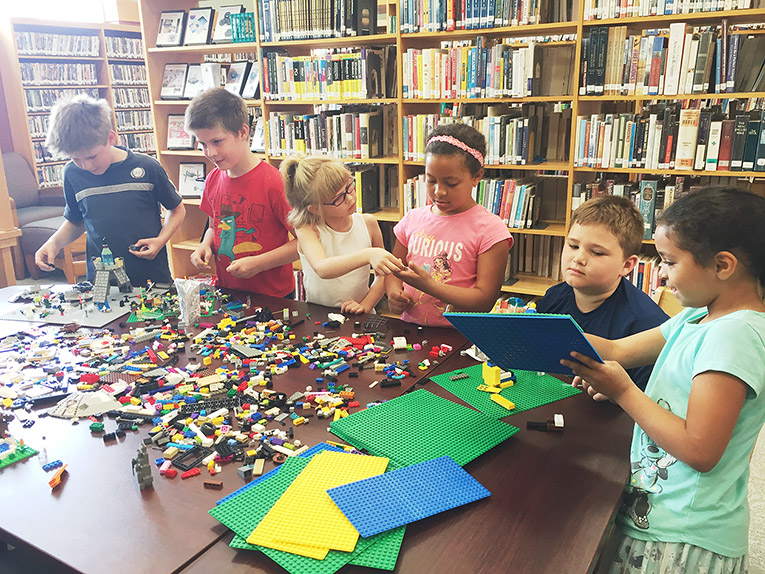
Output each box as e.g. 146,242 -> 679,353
63,148 -> 182,285
535,278 -> 669,390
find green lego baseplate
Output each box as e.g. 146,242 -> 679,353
429,363 -> 581,418
330,388 -> 519,469
0,442 -> 38,470
211,456 -> 405,574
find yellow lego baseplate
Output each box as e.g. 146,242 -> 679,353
247,450 -> 389,557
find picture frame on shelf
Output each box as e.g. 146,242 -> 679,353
167,114 -> 194,150
160,63 -> 188,99
179,163 -> 206,198
200,62 -> 223,90
241,64 -> 260,99
212,5 -> 245,44
183,64 -> 205,99
156,10 -> 186,47
184,7 -> 214,45
224,61 -> 251,95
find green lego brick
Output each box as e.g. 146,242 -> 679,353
212,456 -> 405,574
330,388 -> 518,468
430,363 -> 581,418
0,442 -> 38,470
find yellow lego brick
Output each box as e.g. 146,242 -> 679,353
129,397 -> 141,405
247,451 -> 388,557
299,355 -> 310,364
203,356 -> 212,366
293,416 -> 306,426
482,362 -> 501,387
491,393 -> 515,410
212,416 -> 224,425
499,380 -> 515,388
476,384 -> 502,393
333,409 -> 342,422
158,351 -> 169,360
163,446 -> 179,459
253,458 -> 265,476
2,398 -> 12,408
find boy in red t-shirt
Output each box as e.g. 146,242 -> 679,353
186,88 -> 297,296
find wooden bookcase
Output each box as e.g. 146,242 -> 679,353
0,19 -> 154,191
137,0 -> 765,293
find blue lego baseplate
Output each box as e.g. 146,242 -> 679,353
443,312 -> 604,375
326,455 -> 490,537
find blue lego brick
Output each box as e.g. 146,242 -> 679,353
42,460 -> 63,472
443,312 -> 603,376
326,455 -> 490,537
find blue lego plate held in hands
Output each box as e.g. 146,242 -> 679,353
443,312 -> 603,375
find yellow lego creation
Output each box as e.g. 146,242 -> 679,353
482,362 -> 501,387
476,384 -> 502,393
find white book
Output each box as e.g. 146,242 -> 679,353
646,113 -> 658,169
422,49 -> 432,99
705,120 -> 723,171
676,108 -> 700,170
683,36 -> 700,95
508,182 -> 523,228
602,115 -> 614,169
650,123 -> 663,169
663,23 -> 686,95
677,33 -> 693,96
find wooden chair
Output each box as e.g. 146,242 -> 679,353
652,286 -> 684,317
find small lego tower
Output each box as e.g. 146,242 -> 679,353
92,240 -> 132,305
131,444 -> 154,490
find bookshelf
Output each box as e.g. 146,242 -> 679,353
0,19 -> 154,191
137,0 -> 765,296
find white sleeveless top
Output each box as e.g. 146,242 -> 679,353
299,213 -> 372,308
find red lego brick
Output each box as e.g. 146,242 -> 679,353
181,468 -> 200,479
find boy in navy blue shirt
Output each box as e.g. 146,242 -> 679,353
536,196 -> 668,392
34,95 -> 185,285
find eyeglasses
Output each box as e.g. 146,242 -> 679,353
323,179 -> 356,207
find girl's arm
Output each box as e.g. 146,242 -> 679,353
587,327 -> 667,369
393,240 -> 509,312
296,224 -> 403,280
384,240 -> 414,314
563,353 -> 747,472
340,216 -> 392,314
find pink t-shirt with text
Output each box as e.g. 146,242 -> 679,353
393,204 -> 513,327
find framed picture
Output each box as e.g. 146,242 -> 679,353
183,64 -> 205,99
241,64 -> 260,99
200,62 -> 222,90
160,63 -> 188,99
184,7 -> 214,45
178,163 -> 206,198
224,61 -> 251,95
156,10 -> 186,47
167,115 -> 194,150
212,5 -> 244,44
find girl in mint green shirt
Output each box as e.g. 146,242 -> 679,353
562,187 -> 765,574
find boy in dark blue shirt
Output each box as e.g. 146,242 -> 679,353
34,95 -> 185,285
536,196 -> 668,392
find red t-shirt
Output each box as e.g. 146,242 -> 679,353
200,161 -> 294,296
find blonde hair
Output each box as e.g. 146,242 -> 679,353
185,87 -> 249,136
281,155 -> 350,228
45,95 -> 113,157
571,195 -> 644,257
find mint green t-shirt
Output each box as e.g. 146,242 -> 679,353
617,307 -> 765,556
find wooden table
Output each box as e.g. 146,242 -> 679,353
181,354 -> 633,574
0,293 -> 469,574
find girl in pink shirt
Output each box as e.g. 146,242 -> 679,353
386,123 -> 513,327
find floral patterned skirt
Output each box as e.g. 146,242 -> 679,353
596,529 -> 748,574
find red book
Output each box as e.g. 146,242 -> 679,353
717,119 -> 735,170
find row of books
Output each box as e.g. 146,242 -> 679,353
37,164 -> 64,188
33,142 -> 54,163
507,235 -> 564,283
15,31 -> 100,57
402,106 -> 570,165
258,0 -> 377,42
112,87 -> 150,109
628,255 -> 662,297
261,47 -> 394,101
115,110 -> 154,131
581,23 -> 763,97
575,106 -> 765,172
27,115 -> 49,138
118,132 -> 156,154
19,63 -> 98,87
24,87 -> 99,113
105,36 -> 144,60
583,0 -> 753,20
402,41 -> 545,100
265,107 -> 394,159
156,6 -> 251,47
399,0 -> 571,32
109,64 -> 147,86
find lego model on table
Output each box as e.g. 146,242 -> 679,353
92,242 -> 132,307
0,436 -> 38,470
443,312 -> 603,376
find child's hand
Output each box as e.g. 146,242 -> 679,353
386,288 -> 413,314
562,353 -> 635,403
393,262 -> 433,292
130,238 -> 162,260
341,300 -> 366,314
190,245 -> 214,271
368,248 -> 405,276
226,256 -> 261,279
571,375 -> 611,402
34,242 -> 59,272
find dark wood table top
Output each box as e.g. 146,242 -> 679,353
180,354 -> 634,574
0,293 -> 470,574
